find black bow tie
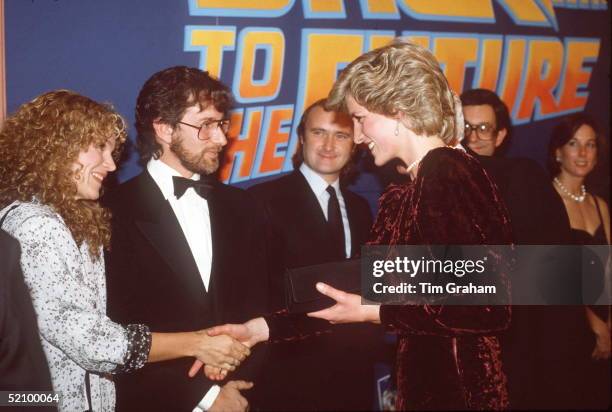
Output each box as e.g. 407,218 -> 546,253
172,175 -> 215,199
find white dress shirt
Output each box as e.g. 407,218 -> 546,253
147,159 -> 213,290
146,159 -> 219,411
299,163 -> 351,258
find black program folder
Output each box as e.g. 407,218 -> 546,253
284,258 -> 361,313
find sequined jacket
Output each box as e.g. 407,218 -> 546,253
0,201 -> 148,411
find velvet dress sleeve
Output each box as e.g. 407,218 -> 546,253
378,148 -> 513,336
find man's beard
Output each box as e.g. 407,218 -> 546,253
170,136 -> 221,175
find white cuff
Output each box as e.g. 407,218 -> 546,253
192,385 -> 221,412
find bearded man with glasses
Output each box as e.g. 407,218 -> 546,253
104,66 -> 270,412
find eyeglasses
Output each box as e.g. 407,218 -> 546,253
178,119 -> 230,140
464,122 -> 497,140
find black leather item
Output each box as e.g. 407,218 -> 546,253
285,258 -> 361,313
172,175 -> 214,199
326,185 -> 345,259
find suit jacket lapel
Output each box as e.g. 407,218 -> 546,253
133,172 -> 206,295
206,184 -> 237,320
291,171 -> 329,239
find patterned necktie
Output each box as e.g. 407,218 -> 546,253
173,175 -> 215,199
326,185 -> 346,259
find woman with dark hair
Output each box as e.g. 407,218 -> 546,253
548,113 -> 610,246
205,40 -> 514,410
0,90 -> 249,411
547,112 -> 610,407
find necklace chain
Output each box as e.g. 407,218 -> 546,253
554,177 -> 586,202
406,154 -> 426,174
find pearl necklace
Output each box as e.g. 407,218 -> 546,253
554,177 -> 586,202
406,154 -> 426,174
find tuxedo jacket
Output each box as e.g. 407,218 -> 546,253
104,171 -> 269,412
247,170 -> 381,410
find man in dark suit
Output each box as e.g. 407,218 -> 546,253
104,67 -> 268,412
461,89 -> 573,409
247,100 -> 383,410
0,229 -> 56,412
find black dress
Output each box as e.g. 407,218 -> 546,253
567,197 -> 610,409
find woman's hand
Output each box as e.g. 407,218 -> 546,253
591,327 -> 611,360
207,317 -> 270,348
585,307 -> 611,360
188,330 -> 250,371
188,318 -> 269,378
307,282 -> 381,324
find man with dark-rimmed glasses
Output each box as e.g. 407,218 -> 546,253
461,88 -> 510,156
104,66 -> 270,412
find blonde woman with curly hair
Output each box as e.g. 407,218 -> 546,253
0,90 -> 249,411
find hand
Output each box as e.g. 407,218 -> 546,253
307,282 -> 380,324
591,329 -> 611,360
193,364 -> 228,381
207,317 -> 269,348
189,319 -> 269,377
190,330 -> 250,371
209,380 -> 253,412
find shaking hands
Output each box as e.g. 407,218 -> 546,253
188,317 -> 270,380
184,329 -> 250,380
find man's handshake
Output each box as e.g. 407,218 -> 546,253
188,317 -> 270,380
187,329 -> 251,374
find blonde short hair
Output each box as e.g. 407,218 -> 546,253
327,40 -> 459,145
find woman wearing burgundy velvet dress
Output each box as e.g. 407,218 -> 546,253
547,113 -> 610,408
203,41 -> 514,410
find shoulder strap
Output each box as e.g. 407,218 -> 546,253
593,195 -> 605,226
0,204 -> 19,229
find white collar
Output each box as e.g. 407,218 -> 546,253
299,163 -> 340,197
147,158 -> 201,200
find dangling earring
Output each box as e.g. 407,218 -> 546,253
394,122 -> 400,136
